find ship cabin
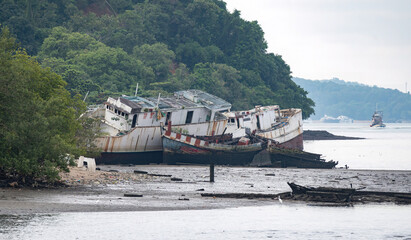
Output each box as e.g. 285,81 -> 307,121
224,105 -> 281,138
103,90 -> 232,132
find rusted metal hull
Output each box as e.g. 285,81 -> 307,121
94,120 -> 227,162
268,147 -> 338,169
278,133 -> 303,150
162,131 -> 264,166
256,109 -> 304,150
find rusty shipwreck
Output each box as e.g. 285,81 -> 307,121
92,90 -> 231,164
90,89 -> 304,165
223,105 -> 303,150
161,123 -> 267,166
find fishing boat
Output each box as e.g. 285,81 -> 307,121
370,110 -> 386,128
267,146 -> 338,169
223,105 -> 303,150
91,90 -> 232,164
161,123 -> 267,166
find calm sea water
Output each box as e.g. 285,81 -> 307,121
1,123 -> 410,239
304,122 -> 411,170
2,204 -> 411,240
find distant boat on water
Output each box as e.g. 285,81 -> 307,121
370,110 -> 386,128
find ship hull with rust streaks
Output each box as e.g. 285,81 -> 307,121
162,130 -> 265,166
256,109 -> 303,150
95,120 -> 227,164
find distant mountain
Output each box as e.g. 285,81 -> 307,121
293,77 -> 411,122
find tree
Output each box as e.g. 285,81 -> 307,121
0,27 -> 86,184
133,43 -> 176,82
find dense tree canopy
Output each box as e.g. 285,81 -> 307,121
0,27 -> 88,183
1,0 -> 315,118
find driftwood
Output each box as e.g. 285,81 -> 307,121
147,174 -> 172,177
124,193 -> 143,197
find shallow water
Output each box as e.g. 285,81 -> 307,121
304,122 -> 411,170
1,123 -> 410,239
1,204 -> 411,240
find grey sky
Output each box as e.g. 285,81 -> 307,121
224,0 -> 411,92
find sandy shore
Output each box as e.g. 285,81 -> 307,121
1,165 -> 410,214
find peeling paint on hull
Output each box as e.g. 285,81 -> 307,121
95,120 -> 228,154
257,109 -> 304,150
162,133 -> 264,166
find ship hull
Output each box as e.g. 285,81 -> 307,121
95,120 -> 227,164
268,147 -> 337,169
256,109 -> 304,150
162,131 -> 264,166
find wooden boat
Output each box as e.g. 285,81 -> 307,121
268,146 -> 338,169
161,124 -> 267,166
287,182 -> 411,204
287,182 -> 356,195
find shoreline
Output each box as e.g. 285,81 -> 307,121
1,165 -> 410,214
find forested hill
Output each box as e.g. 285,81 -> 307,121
293,77 -> 411,122
0,0 -> 314,118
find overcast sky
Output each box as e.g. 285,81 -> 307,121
224,0 -> 411,92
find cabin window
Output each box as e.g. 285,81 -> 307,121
229,118 -> 235,123
165,112 -> 172,125
185,111 -> 194,124
115,109 -> 118,114
131,114 -> 137,128
125,114 -> 129,120
236,118 -> 240,128
121,112 -> 125,117
256,115 -> 261,130
106,105 -> 109,109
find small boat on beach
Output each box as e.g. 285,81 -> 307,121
267,146 -> 338,169
161,123 -> 267,166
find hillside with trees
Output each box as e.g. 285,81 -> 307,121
293,77 -> 411,122
0,28 -> 95,184
0,0 -> 314,118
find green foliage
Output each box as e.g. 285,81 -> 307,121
294,77 -> 411,121
0,27 -> 86,183
1,0 -> 315,118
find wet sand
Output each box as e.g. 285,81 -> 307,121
1,165 -> 410,214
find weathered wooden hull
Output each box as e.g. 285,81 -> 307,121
162,131 -> 264,166
268,147 -> 338,169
